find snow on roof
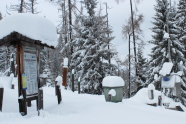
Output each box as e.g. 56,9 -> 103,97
161,75 -> 181,88
102,76 -> 125,87
108,89 -> 116,96
159,62 -> 173,76
0,14 -> 57,47
148,84 -> 155,90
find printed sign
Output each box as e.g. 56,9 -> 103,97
24,52 -> 38,95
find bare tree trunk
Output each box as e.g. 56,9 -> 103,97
31,0 -> 34,14
105,3 -> 110,64
62,0 -> 67,44
130,0 -> 137,75
19,0 -> 24,13
68,0 -> 73,55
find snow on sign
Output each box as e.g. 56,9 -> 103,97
0,13 -> 57,47
24,52 -> 38,95
159,62 -> 173,76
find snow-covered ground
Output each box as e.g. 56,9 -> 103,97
0,77 -> 186,124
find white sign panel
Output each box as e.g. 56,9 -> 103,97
24,52 -> 38,95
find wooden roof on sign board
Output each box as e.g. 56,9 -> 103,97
0,31 -> 54,49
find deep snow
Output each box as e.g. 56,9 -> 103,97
0,76 -> 186,124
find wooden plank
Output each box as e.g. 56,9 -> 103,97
16,41 -> 22,97
37,49 -> 40,89
20,41 -> 41,49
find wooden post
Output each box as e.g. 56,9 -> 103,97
72,69 -> 74,92
56,85 -> 62,104
16,41 -> 22,97
108,94 -> 112,102
158,95 -> 161,106
151,90 -> 154,99
62,68 -> 68,88
17,42 -> 28,115
0,87 -> 4,112
78,77 -> 80,94
11,84 -> 14,89
62,58 -> 68,89
27,100 -> 31,107
38,88 -> 43,110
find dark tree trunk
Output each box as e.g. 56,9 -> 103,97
130,0 -> 137,76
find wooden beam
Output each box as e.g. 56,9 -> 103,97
20,41 -> 43,49
17,41 -> 22,97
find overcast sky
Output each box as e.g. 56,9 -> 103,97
0,0 -> 178,61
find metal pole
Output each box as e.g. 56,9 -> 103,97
78,77 -> 80,94
72,69 -> 74,92
130,0 -> 137,75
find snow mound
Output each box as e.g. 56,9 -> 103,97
0,77 -> 15,89
55,76 -> 62,86
148,84 -> 155,90
102,76 -> 125,87
0,13 -> 57,47
130,88 -> 161,104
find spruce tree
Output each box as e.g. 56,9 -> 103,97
147,0 -> 186,91
71,0 -> 116,94
176,0 -> 186,45
176,0 -> 186,106
135,43 -> 147,92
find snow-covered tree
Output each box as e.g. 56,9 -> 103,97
176,0 -> 186,107
7,0 -> 25,13
147,0 -> 186,90
135,43 -> 148,92
0,46 -> 15,76
176,0 -> 186,51
71,0 -> 117,94
25,0 -> 39,14
40,47 -> 52,83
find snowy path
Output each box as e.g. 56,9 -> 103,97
0,77 -> 186,124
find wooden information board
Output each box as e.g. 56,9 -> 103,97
24,47 -> 38,96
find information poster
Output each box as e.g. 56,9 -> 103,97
24,52 -> 38,95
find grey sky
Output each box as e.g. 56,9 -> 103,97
0,0 -> 178,61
